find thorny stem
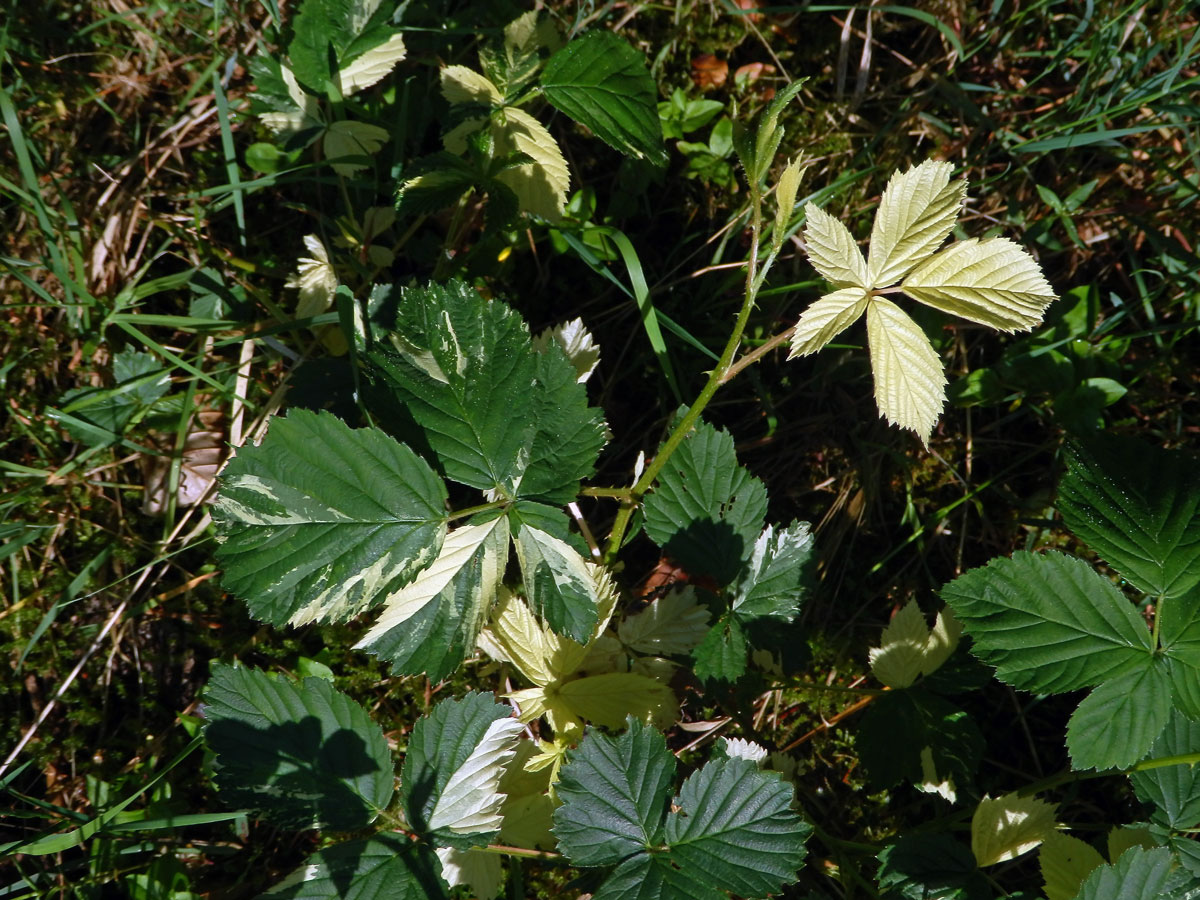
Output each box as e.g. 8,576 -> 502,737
602,179 -> 770,563
722,325 -> 796,384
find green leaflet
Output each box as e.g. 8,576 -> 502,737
876,834 -> 990,900
521,339 -> 608,505
510,507 -> 600,642
692,614 -> 749,682
264,835 -> 448,900
356,515 -> 510,680
1071,847 -> 1175,900
288,0 -> 404,93
1059,434 -> 1200,600
540,31 -> 667,167
1129,710 -> 1200,830
643,418 -> 768,586
202,664 -> 394,831
554,720 -> 810,900
1066,663 -> 1174,770
400,692 -> 521,850
212,409 -> 448,628
364,279 -> 538,495
730,521 -> 815,621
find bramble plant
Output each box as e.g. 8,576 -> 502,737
182,6 -> 1200,900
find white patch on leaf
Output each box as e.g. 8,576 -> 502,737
532,318 -> 601,383
338,32 -> 407,95
721,737 -> 768,765
288,234 -> 339,320
428,714 -> 524,834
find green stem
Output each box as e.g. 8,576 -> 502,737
602,182 -> 769,563
1152,594 -> 1165,650
581,486 -> 633,499
447,499 -> 509,523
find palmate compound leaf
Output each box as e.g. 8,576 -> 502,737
970,792 -> 1057,868
642,418 -> 768,586
202,664 -> 393,831
263,835 -> 448,900
902,238 -> 1057,332
865,297 -> 947,446
288,0 -> 403,94
355,515 -> 509,680
1059,434 -> 1200,601
363,279 -> 537,496
540,30 -> 668,167
867,159 -> 967,287
212,409 -> 447,628
940,550 -> 1153,694
554,719 -> 811,900
400,692 -> 523,850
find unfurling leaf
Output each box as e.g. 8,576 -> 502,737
477,590 -> 589,688
902,238 -> 1057,331
532,318 -> 601,383
772,157 -> 806,253
971,793 -> 1057,867
788,287 -> 871,358
865,297 -> 946,445
867,159 -> 966,286
803,202 -> 868,289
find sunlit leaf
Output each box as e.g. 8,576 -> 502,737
434,848 -> 503,900
477,590 -> 588,687
803,202 -> 868,288
788,287 -> 871,358
902,238 -> 1057,331
427,715 -> 524,835
1071,847 -> 1174,900
512,519 -> 600,642
730,521 -> 815,621
867,159 -> 965,286
772,157 -> 806,252
865,297 -> 946,445
494,106 -> 570,220
532,318 -> 601,384
339,32 -> 407,94
288,234 -> 338,320
440,65 -> 503,106
1039,831 -> 1106,900
971,792 -> 1057,867
869,601 -> 931,689
618,587 -> 711,656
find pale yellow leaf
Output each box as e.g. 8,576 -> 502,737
1106,826 -> 1157,863
922,607 -> 962,675
435,848 -> 503,900
557,672 -> 678,730
532,318 -> 601,383
787,287 -> 871,358
323,119 -> 389,176
1040,831 -> 1106,900
902,237 -> 1057,332
443,116 -> 487,155
478,590 -> 588,687
865,297 -> 947,445
916,747 -> 957,803
338,32 -> 407,95
867,160 -> 966,286
804,202 -> 868,288
618,586 -> 711,656
972,793 -> 1057,867
494,107 -> 570,221
772,156 -> 807,252
498,741 -> 556,850
288,234 -> 338,320
504,10 -> 540,54
441,64 -> 503,106
868,601 -> 930,689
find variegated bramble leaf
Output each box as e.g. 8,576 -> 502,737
730,521 -> 815,622
788,287 -> 871,358
434,849 -> 503,900
512,518 -> 600,642
971,793 -> 1057,867
531,318 -> 601,384
902,237 -> 1058,332
356,516 -> 509,680
803,202 -> 868,288
427,715 -> 525,836
440,65 -> 503,106
865,297 -> 946,445
339,32 -> 407,95
494,107 -> 570,221
323,119 -> 389,176
867,159 -> 966,286
477,590 -> 589,688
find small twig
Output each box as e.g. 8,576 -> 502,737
721,326 -> 795,384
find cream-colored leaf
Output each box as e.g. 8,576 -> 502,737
721,738 -> 768,765
338,32 -> 407,95
575,633 -> 626,677
532,318 -> 601,383
478,590 -> 588,687
1106,826 -> 1157,862
618,586 -> 711,656
429,715 -> 524,834
916,747 -> 957,803
504,9 -> 540,54
804,202 -> 868,288
772,157 -> 807,252
443,116 -> 487,155
867,160 -> 966,286
288,234 -> 338,320
558,672 -> 678,730
347,0 -> 383,31
260,64 -> 322,135
498,741 -> 556,849
972,793 -> 1057,867
441,65 -> 503,106
922,607 -> 962,675
507,687 -> 554,724
494,107 -> 570,221
788,287 -> 871,358
357,517 -> 507,642
629,655 -> 677,682
1039,831 -> 1106,900
902,237 -> 1057,332
323,119 -> 389,176
435,848 -> 504,900
865,297 -> 946,445
868,601 -> 930,689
